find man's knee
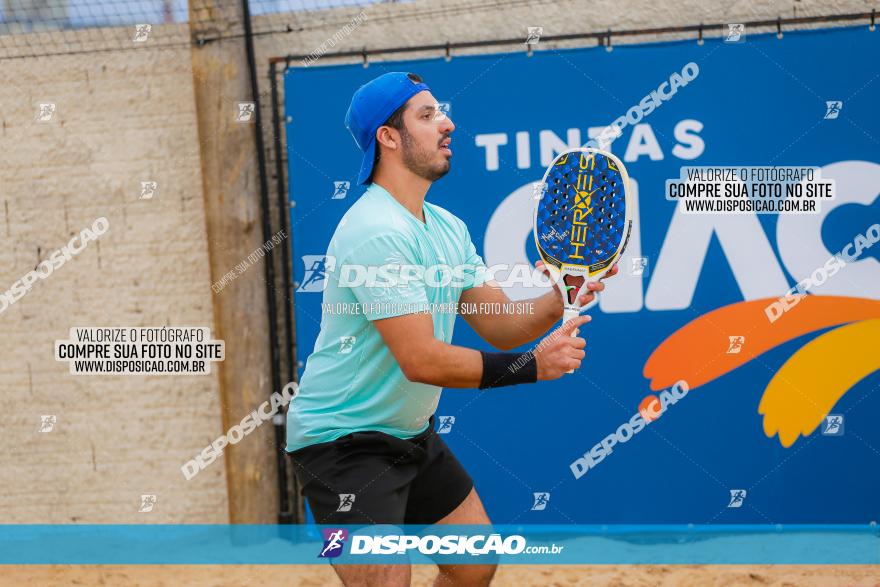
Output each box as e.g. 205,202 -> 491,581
332,563 -> 411,587
437,563 -> 497,586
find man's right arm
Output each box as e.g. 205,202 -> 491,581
372,311 -> 589,388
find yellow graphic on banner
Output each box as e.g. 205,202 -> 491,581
760,318 -> 880,447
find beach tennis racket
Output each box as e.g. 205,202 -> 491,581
533,148 -> 633,371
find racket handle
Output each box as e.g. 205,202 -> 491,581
562,308 -> 581,374
563,308 -> 581,336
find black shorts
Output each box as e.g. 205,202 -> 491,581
287,417 -> 474,525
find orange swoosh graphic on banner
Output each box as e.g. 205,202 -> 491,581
759,319 -> 880,447
644,296 -> 880,391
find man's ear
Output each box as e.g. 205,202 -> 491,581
375,126 -> 398,150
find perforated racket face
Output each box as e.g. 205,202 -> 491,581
534,149 -> 631,279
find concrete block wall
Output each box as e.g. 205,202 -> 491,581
0,36 -> 229,523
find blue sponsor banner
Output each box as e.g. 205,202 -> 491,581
1,525 -> 878,564
285,26 -> 880,526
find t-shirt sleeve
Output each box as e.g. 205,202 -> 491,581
343,232 -> 431,321
460,226 -> 491,291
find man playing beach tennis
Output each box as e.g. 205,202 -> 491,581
286,71 -> 616,586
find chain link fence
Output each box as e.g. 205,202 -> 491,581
0,0 -> 396,58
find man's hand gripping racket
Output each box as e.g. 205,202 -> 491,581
533,148 -> 633,373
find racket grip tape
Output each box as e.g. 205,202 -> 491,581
562,307 -> 582,374
562,307 -> 581,337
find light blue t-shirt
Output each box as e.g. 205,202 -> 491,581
285,183 -> 489,452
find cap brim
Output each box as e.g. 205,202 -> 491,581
357,138 -> 377,185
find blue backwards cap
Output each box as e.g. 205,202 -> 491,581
344,72 -> 430,185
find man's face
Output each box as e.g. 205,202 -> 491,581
395,91 -> 455,182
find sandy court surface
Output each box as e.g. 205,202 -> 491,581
3,565 -> 878,586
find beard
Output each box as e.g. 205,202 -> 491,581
400,129 -> 451,182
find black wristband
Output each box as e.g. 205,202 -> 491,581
479,351 -> 538,389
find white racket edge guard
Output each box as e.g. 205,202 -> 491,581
533,147 -> 634,373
